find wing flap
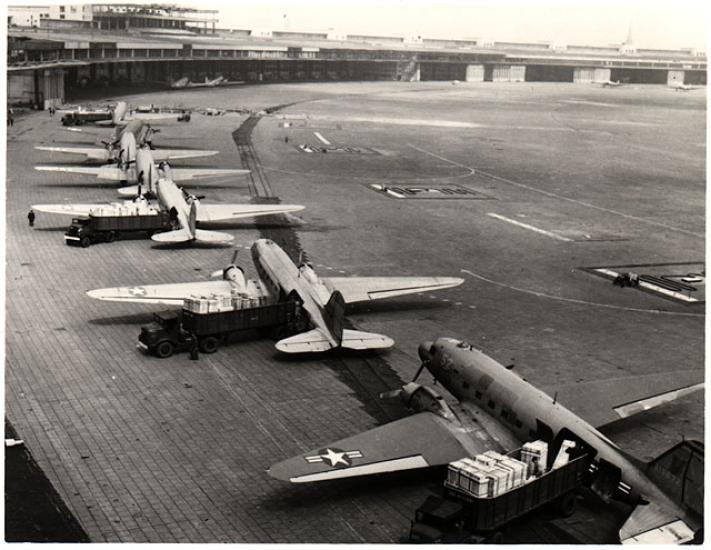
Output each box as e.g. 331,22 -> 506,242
32,203 -> 105,217
150,149 -> 219,161
268,412 -> 469,483
34,164 -> 127,181
35,146 -> 109,161
169,167 -> 250,181
322,276 -> 464,303
196,203 -> 304,222
86,280 -> 233,305
543,371 -> 704,428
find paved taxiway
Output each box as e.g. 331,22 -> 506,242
6,82 -> 704,542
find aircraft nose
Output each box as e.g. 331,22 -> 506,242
418,341 -> 434,363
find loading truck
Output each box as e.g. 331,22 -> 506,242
64,202 -> 173,247
408,442 -> 592,543
138,298 -> 306,358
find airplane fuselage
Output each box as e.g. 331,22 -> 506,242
251,239 -> 337,345
155,177 -> 192,235
425,338 -> 688,523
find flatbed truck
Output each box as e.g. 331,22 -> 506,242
408,448 -> 592,543
65,211 -> 173,247
138,300 -> 306,358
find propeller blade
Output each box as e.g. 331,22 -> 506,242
209,270 -> 223,278
412,362 -> 427,382
230,249 -> 239,265
379,389 -> 402,400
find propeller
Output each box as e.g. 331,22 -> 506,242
210,249 -> 240,278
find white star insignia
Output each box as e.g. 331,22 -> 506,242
321,448 -> 348,467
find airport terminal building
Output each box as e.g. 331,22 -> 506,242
7,3 -> 707,107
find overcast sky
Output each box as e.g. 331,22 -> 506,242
213,0 -> 708,50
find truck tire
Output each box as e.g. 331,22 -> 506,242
154,340 -> 175,359
106,231 -> 117,242
199,336 -> 220,354
554,491 -> 577,518
485,531 -> 503,544
80,236 -> 91,248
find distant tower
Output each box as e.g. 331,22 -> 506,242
620,21 -> 636,54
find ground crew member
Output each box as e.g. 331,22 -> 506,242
27,209 -> 35,227
8,108 -> 14,127
189,334 -> 199,360
284,136 -> 289,144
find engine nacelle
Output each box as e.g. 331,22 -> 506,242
223,265 -> 246,290
401,383 -> 457,421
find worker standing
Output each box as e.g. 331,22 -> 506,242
27,209 -> 35,227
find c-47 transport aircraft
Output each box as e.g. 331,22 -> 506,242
268,337 -> 703,544
86,239 -> 464,352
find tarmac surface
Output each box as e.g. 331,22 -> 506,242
5,81 -> 705,542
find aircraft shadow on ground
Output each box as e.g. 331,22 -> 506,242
38,183 -> 121,189
272,346 -> 393,364
32,226 -> 69,232
151,241 -> 234,250
346,298 -> 452,315
88,312 -> 156,326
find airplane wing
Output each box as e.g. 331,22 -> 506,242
619,501 -> 696,544
541,370 -> 703,428
87,280 -> 233,305
35,165 -> 128,181
35,146 -> 109,161
322,277 -> 464,303
196,203 -> 304,222
32,203 -> 106,217
268,411 -> 473,483
150,149 -> 219,161
169,167 -> 250,181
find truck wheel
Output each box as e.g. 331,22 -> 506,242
199,336 -> 220,354
80,236 -> 91,248
554,492 -> 577,518
154,340 -> 175,359
106,231 -> 117,242
486,531 -> 503,544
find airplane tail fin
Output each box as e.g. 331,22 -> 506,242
323,290 -> 346,345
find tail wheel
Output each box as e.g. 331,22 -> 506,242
199,336 -> 220,354
554,492 -> 577,518
154,340 -> 175,359
80,236 -> 91,248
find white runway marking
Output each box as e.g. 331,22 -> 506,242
313,131 -> 331,145
460,269 -> 703,317
410,145 -> 702,239
487,213 -> 573,242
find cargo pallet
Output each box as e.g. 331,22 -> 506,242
408,449 -> 592,543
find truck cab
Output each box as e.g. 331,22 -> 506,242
64,218 -> 93,247
138,311 -> 193,358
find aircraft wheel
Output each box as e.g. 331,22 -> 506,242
554,491 -> 577,518
199,336 -> 220,354
154,340 -> 175,359
80,236 -> 91,248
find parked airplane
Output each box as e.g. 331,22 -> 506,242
34,170 -> 300,244
35,144 -> 248,186
597,79 -> 622,88
60,101 -> 179,127
170,76 -> 243,89
268,337 -> 702,543
86,239 -> 464,351
36,120 -> 217,164
671,82 -> 700,91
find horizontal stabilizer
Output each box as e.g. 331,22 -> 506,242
620,501 -> 695,544
276,329 -> 334,353
151,228 -> 193,243
268,412 -> 469,483
35,146 -> 109,161
118,185 -> 139,197
340,329 -> 394,351
170,167 -> 250,181
197,203 -> 304,222
194,229 -> 234,243
150,149 -> 219,161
